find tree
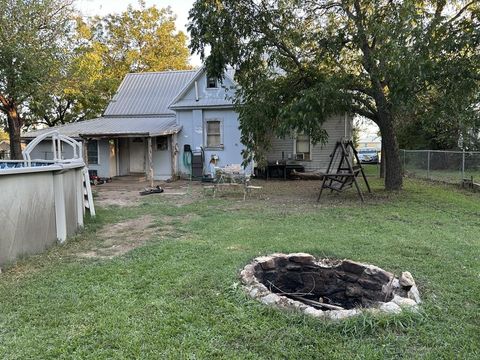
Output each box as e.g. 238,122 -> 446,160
0,0 -> 74,159
27,2 -> 191,129
189,0 -> 479,190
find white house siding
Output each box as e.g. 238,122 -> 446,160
176,109 -> 246,176
87,139 -> 111,178
27,139 -> 111,177
28,140 -> 75,161
265,114 -> 352,171
266,135 -> 295,162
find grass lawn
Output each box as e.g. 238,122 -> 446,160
0,174 -> 479,359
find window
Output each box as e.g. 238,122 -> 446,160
156,136 -> 168,151
205,120 -> 222,148
206,76 -> 217,88
295,133 -> 310,160
87,140 -> 99,164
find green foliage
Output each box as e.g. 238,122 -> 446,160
28,1 -> 191,128
189,0 -> 480,189
0,0 -> 74,153
0,130 -> 8,141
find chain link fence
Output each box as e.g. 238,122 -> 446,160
401,149 -> 480,184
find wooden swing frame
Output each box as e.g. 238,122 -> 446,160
317,140 -> 371,202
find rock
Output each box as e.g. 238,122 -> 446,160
240,265 -> 256,285
249,287 -> 262,298
288,253 -> 315,264
400,271 -> 415,288
379,302 -> 402,314
339,260 -> 367,275
364,266 -> 393,283
407,285 -> 422,304
260,293 -> 281,306
304,307 -> 325,318
392,295 -> 418,308
327,309 -> 359,320
255,256 -> 276,270
391,278 -> 400,289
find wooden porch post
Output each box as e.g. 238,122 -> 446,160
148,137 -> 153,187
83,138 -> 89,166
169,135 -> 176,179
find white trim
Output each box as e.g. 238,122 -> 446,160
169,67 -> 205,108
87,139 -> 100,165
204,118 -> 224,149
293,132 -> 312,161
206,75 -> 218,89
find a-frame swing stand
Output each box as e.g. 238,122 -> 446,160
317,140 -> 371,202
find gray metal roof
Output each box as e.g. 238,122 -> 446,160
22,116 -> 181,139
104,70 -> 197,116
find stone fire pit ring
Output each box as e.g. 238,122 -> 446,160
240,253 -> 421,321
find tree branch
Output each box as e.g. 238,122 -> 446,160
446,1 -> 476,25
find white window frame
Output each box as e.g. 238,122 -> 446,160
204,118 -> 224,149
87,140 -> 100,165
293,133 -> 312,161
156,136 -> 169,151
206,76 -> 218,89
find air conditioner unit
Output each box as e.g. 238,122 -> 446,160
295,153 -> 305,160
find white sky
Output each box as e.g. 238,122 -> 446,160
75,0 -> 201,66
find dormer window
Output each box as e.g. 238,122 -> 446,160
206,76 -> 217,89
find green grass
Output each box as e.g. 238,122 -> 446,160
0,177 -> 479,359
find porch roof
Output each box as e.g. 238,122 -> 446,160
22,116 -> 181,139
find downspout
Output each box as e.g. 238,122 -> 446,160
195,81 -> 199,101
344,113 -> 348,139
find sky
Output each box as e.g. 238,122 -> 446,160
75,0 -> 201,66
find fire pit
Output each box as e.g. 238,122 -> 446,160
240,253 -> 421,320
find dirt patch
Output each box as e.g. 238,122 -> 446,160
95,190 -> 140,207
93,179 -> 203,208
77,215 -> 159,259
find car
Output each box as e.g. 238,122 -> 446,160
357,148 -> 380,164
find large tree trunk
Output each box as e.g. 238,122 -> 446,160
378,120 -> 402,190
6,106 -> 23,160
379,137 -> 385,178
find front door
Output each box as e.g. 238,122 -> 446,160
129,138 -> 145,173
153,136 -> 172,179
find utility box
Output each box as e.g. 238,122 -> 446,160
192,150 -> 204,178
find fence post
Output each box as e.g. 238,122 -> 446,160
427,150 -> 431,179
462,150 -> 465,180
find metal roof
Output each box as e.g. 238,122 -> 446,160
22,116 -> 181,139
104,70 -> 197,116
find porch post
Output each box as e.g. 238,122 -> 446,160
83,138 -> 89,166
147,137 -> 153,187
170,135 -> 176,179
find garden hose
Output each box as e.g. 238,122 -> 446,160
183,151 -> 192,176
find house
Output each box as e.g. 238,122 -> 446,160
22,68 -> 352,179
0,140 -> 10,160
358,134 -> 381,150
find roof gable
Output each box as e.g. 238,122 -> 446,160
104,70 -> 197,116
169,68 -> 238,110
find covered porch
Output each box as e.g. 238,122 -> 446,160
77,117 -> 181,182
